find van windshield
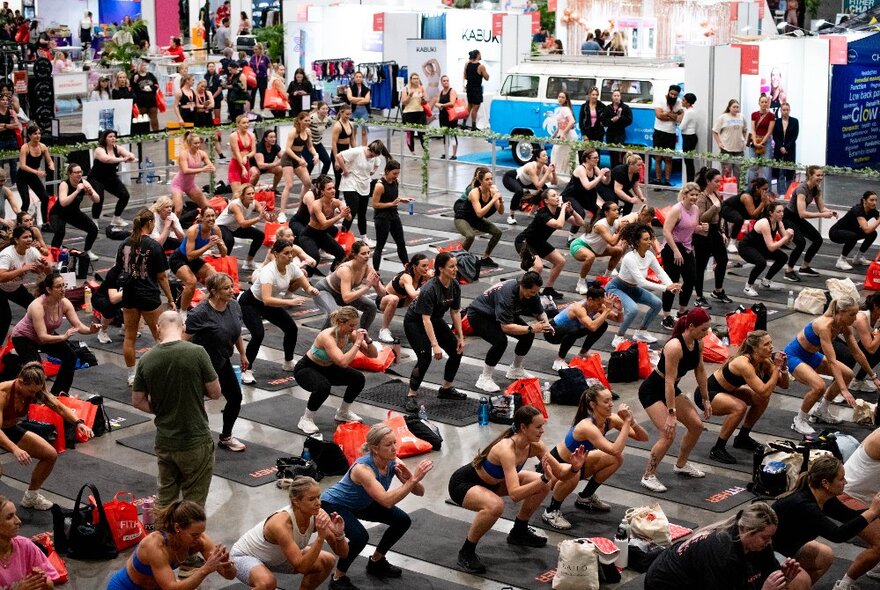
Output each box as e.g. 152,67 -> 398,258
500,75 -> 539,98
546,77 -> 597,100
600,79 -> 654,104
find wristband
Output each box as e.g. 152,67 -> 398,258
540,473 -> 550,484
74,419 -> 85,426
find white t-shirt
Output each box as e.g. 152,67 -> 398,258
0,245 -> 43,293
216,199 -> 258,232
712,113 -> 747,152
249,260 -> 303,301
150,212 -> 184,242
653,99 -> 682,134
680,108 -> 699,135
617,250 -> 671,292
338,147 -> 377,195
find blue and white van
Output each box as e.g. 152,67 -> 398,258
489,55 -> 685,164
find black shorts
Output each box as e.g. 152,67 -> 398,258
652,130 -> 677,151
169,249 -> 207,275
466,88 -> 483,105
2,425 -> 27,444
515,234 -> 555,259
638,370 -> 681,409
448,464 -> 499,506
549,445 -> 587,479
376,292 -> 409,309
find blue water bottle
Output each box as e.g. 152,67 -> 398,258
408,200 -> 415,215
302,448 -> 311,461
478,397 -> 489,426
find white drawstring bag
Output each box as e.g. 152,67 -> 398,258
826,278 -> 860,303
625,503 -> 672,547
793,288 -> 827,315
552,538 -> 599,590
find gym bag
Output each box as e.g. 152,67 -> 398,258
449,250 -> 480,283
552,538 -> 599,590
615,340 -> 651,379
504,378 -> 548,419
403,414 -> 443,451
550,368 -> 588,405
52,483 -> 118,560
276,456 -> 321,482
726,307 -> 757,346
383,411 -> 432,458
103,492 -> 146,551
607,347 -> 639,383
569,353 -> 611,388
304,436 -> 349,476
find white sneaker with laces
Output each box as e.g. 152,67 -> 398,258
835,256 -> 854,271
282,360 -> 295,372
673,462 -> 706,478
241,260 -> 256,271
727,242 -> 738,253
853,252 -> 870,266
276,212 -> 287,223
634,330 -> 657,343
506,215 -> 517,225
851,378 -> 877,393
541,509 -> 572,530
475,375 -> 500,393
86,250 -> 99,261
127,371 -> 135,387
505,366 -> 534,380
575,279 -> 588,295
97,329 -> 112,344
758,278 -> 782,291
552,359 -> 569,371
241,369 -> 256,384
640,474 -> 667,493
791,414 -> 816,435
611,335 -> 627,348
810,406 -> 843,425
111,216 -> 130,227
360,236 -> 376,247
21,492 -> 53,510
743,285 -> 759,297
335,409 -> 363,423
378,328 -> 396,343
297,415 -> 320,434
218,436 -> 246,452
832,580 -> 857,590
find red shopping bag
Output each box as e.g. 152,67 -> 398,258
31,533 -> 68,584
264,85 -> 289,111
504,378 -> 548,419
383,411 -> 432,458
155,89 -> 166,113
569,353 -> 611,389
726,308 -> 757,347
103,492 -> 146,551
436,241 -> 464,253
865,253 -> 880,291
461,313 -> 473,336
254,190 -> 275,211
615,340 -> 652,379
333,421 -> 371,466
446,98 -> 469,122
335,230 -> 356,255
58,396 -> 97,443
702,330 -> 730,364
207,195 -> 228,216
27,404 -> 65,453
351,347 -> 395,372
242,65 -> 257,88
202,255 -> 241,293
263,221 -> 281,247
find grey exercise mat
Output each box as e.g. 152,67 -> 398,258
86,333 -> 153,358
357,379 -> 480,427
239,393 -> 379,438
73,364 -> 134,405
387,359 -> 517,398
389,508 -> 561,589
773,379 -> 874,403
0,479 -> 55,537
0,450 -> 157,502
116,431 -> 286,487
708,405 -> 872,442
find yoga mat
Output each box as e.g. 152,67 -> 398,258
708,405 -> 872,442
85,333 -> 153,358
0,450 -> 157,502
239,358 -> 298,392
0,480 -> 55,537
773,379 -> 873,403
399,214 -> 464,233
105,406 -> 151,432
116,431 -> 287,487
73,364 -> 134,405
356,379 -> 480,427
239,393 -> 379,438
390,508 -> 561,589
623,429 -> 755,474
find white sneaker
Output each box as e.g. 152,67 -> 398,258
850,378 -> 877,393
86,250 -> 99,261
835,256 -> 854,271
334,409 -> 363,423
282,360 -> 295,372
743,285 -> 759,297
111,216 -> 130,227
611,335 -> 628,348
759,278 -> 782,291
832,580 -> 857,590
97,329 -> 112,344
241,260 -> 256,271
727,242 -> 738,254
127,370 -> 135,387
673,462 -> 706,478
241,369 -> 256,384
791,414 -> 816,435
505,366 -> 534,380
575,279 -> 588,295
276,212 -> 287,223
475,375 -> 500,393
640,474 -> 667,493
810,406 -> 843,425
21,492 -> 53,510
541,509 -> 572,530
507,215 -> 517,225
378,328 -> 395,343
297,415 -> 320,435
634,330 -> 657,344
552,358 -> 569,371
853,253 -> 870,266
360,236 -> 376,247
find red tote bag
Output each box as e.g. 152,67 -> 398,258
335,231 -> 355,255
726,309 -> 757,347
383,411 -> 433,458
103,492 -> 146,551
263,221 -> 281,247
615,341 -> 652,379
702,330 -> 730,364
58,396 -> 98,442
569,353 -> 611,389
504,378 -> 548,419
333,421 -> 371,466
865,253 -> 880,291
27,404 -> 65,453
351,347 -> 395,372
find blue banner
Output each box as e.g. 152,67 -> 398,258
826,64 -> 880,168
98,0 -> 141,26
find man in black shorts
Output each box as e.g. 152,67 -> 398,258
651,85 -> 683,187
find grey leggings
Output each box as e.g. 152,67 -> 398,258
314,278 -> 377,330
454,217 -> 502,255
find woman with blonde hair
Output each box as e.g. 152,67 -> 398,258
550,91 -> 577,176
228,114 -> 257,197
400,73 -> 427,153
280,111 -> 317,214
149,196 -> 185,251
266,63 -> 289,119
170,130 -> 214,215
659,182 -> 703,330
215,184 -> 266,271
0,493 -> 60,585
174,74 -> 197,125
610,152 -> 645,216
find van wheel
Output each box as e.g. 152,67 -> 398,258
511,140 -> 539,165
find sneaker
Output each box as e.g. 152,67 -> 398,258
853,253 -> 870,266
86,250 -> 99,262
759,278 -> 782,291
438,386 -> 467,400
505,366 -> 534,380
574,494 -> 612,512
507,215 -> 517,225
784,270 -> 801,282
282,360 -> 295,371
743,285 -> 759,297
241,260 -> 256,271
542,287 -> 564,300
732,435 -> 764,452
835,256 -> 854,271
378,328 -> 396,343
476,375 -> 500,393
661,316 -> 676,331
867,561 -> 880,580
329,575 -> 361,590
218,436 -> 247,452
507,526 -> 547,547
851,378 -> 878,393
97,329 -> 112,344
276,212 -> 287,223
673,462 -> 706,478
110,216 -> 130,227
727,242 -> 738,253
360,236 -> 376,247
241,369 -> 256,384
709,446 -> 738,465
575,279 -> 588,295
366,556 -> 402,578
404,396 -> 419,414
541,509 -> 572,530
335,409 -> 364,423
694,296 -> 711,309
20,492 -> 53,510
640,474 -> 667,493
809,406 -> 842,425
480,257 -> 499,268
297,415 -> 320,435
832,580 -> 858,590
552,358 -> 569,371
791,414 -> 816,436
457,550 -> 487,574
611,335 -> 628,348
799,266 -> 820,277
634,330 -> 658,344
127,371 -> 135,387
711,289 -> 734,303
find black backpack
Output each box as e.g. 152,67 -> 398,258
276,456 -> 321,482
550,368 -> 587,405
607,347 -> 639,383
404,415 -> 443,451
303,436 -> 349,476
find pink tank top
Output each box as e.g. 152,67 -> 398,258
11,296 -> 64,341
671,202 -> 699,252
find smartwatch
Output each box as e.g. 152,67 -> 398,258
667,408 -> 676,416
528,325 -> 534,334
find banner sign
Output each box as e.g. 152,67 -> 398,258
733,44 -> 760,75
492,13 -> 504,36
98,0 -> 141,30
845,0 -> 880,13
406,40 -> 446,104
826,64 -> 880,168
373,12 -> 384,32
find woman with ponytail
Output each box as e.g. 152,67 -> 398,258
453,167 -> 503,267
377,253 -> 431,344
693,167 -> 732,307
314,240 -> 385,331
837,293 -> 880,393
336,139 -> 391,245
638,308 -> 712,493
659,182 -> 702,329
544,282 -> 621,371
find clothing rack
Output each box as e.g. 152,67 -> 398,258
354,60 -> 400,116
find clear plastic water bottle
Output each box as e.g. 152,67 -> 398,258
787,290 -> 795,310
145,157 -> 156,184
614,518 -> 630,568
418,405 -> 428,421
542,381 -> 551,404
141,496 -> 154,532
408,200 -> 415,215
478,397 -> 490,426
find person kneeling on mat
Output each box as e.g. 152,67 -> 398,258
545,282 -> 620,372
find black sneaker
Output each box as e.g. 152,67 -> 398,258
457,550 -> 487,574
542,287 -> 564,300
732,435 -> 764,452
438,386 -> 467,400
709,446 -> 738,465
404,396 -> 419,414
40,223 -> 52,233
366,556 -> 402,578
329,575 -> 361,590
660,178 -> 672,187
799,266 -> 820,277
480,256 -> 499,268
661,316 -> 676,331
694,296 -> 711,309
507,526 -> 547,547
784,270 -> 801,282
711,289 -> 734,303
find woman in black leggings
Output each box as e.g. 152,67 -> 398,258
50,163 -> 100,261
88,129 -> 136,228
16,124 -> 54,230
783,165 -> 834,281
660,183 -> 701,330
829,191 -> 880,270
721,177 -> 772,248
298,175 -> 350,274
293,306 -> 378,436
693,167 -> 731,307
402,252 -> 466,413
371,159 -> 410,270
738,202 -> 795,297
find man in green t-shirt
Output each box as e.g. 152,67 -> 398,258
133,311 -> 220,507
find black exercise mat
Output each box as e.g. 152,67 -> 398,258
105,406 -> 151,431
86,333 -> 153,358
388,360 -> 518,398
601,456 -> 751,512
239,393 -> 379,438
390,508 -> 560,589
400,214 -> 463,233
357,379 -> 480,427
73,364 -> 133,405
240,358 -> 298,392
624,429 -> 754,474
0,480 -> 55,537
773,378 -> 874,403
708,405 -> 872,442
116,431 -> 286,487
0,450 -> 157,502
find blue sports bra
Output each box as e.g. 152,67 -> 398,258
178,228 -> 210,256
481,457 -> 525,480
563,417 -> 609,453
804,321 -> 821,347
552,307 -> 581,332
131,532 -> 178,577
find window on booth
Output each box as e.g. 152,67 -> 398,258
600,79 -> 654,104
545,77 -> 596,100
500,75 -> 539,98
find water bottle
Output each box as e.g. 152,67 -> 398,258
302,447 -> 311,461
418,404 -> 428,421
542,381 -> 551,404
787,290 -> 795,310
141,496 -> 154,532
478,397 -> 489,426
408,200 -> 415,215
614,518 -> 630,568
232,364 -> 241,384
58,249 -> 69,271
83,286 -> 92,313
145,157 -> 156,184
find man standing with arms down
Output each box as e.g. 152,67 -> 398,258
651,85 -> 683,188
132,311 -> 220,508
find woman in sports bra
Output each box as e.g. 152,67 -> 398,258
298,175 -> 350,275
169,206 -> 226,312
16,124 -> 54,230
660,182 -> 703,330
699,330 -> 789,465
785,296 -> 880,436
453,167 -> 503,267
738,201 -> 794,297
215,184 -> 267,271
331,105 -> 353,190
721,177 -> 772,249
174,74 -> 197,124
280,112 -> 317,216
88,128 -> 136,229
107,500 -> 235,590
170,131 -> 214,215
501,149 -> 556,225
561,148 -> 611,240
570,201 -> 625,295
293,306 -> 378,435
370,159 -> 411,270
543,385 -> 648,530
545,282 -> 621,371
227,114 -> 257,196
448,406 -> 586,575
638,307 -> 712,493
377,253 -> 430,344
314,241 -> 385,330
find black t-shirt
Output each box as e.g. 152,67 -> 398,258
406,276 -> 460,321
772,487 -> 869,557
518,206 -> 556,245
115,236 -> 169,307
251,142 -> 280,167
57,180 -> 83,212
831,203 -> 879,235
612,164 -> 638,196
132,72 -> 158,109
468,279 -> 543,324
0,109 -> 15,143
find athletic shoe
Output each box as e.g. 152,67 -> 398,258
360,236 -> 376,247
438,386 -> 467,400
853,252 -> 870,266
335,409 -> 364,423
799,266 -> 820,277
276,212 -> 287,223
507,215 -> 517,225
297,416 -> 320,435
241,370 -> 256,384
20,492 -> 53,511
552,358 -> 569,371
541,509 -> 572,530
476,375 -> 500,393
40,223 -> 52,233
542,287 -> 564,300
743,285 -> 759,297
854,378 -> 878,393
282,360 -> 295,371
640,474 -> 667,493
784,270 -> 801,282
866,561 -> 880,580
709,446 -> 738,465
241,260 -> 256,271
329,575 -> 362,590
457,551 -> 487,574
732,435 -> 764,452
694,296 -> 711,309
809,406 -> 842,425
576,279 -> 588,295
97,329 -> 112,344
759,278 -> 782,291
634,331 -> 657,344
505,366 -> 534,380
710,289 -> 734,303
574,494 -> 612,512
791,414 -> 816,436
661,316 -> 676,331
835,256 -> 853,271
404,396 -> 419,413
111,216 -> 130,227
378,328 -> 396,343
86,250 -> 99,261
507,526 -> 547,547
611,335 -> 628,348
673,462 -> 706,478
480,257 -> 499,268
218,436 -> 246,452
127,371 -> 135,387
366,556 -> 402,578
727,242 -> 738,253
831,580 -> 857,590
